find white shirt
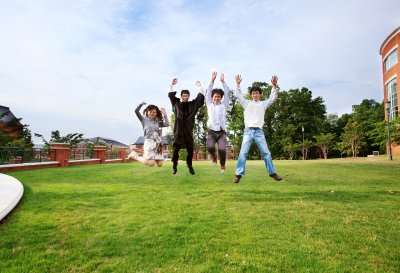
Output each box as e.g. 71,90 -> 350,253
235,86 -> 278,129
200,82 -> 231,131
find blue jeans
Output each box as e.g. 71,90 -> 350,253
235,128 -> 275,176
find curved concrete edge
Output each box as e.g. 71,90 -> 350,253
0,173 -> 24,222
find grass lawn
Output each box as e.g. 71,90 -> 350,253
0,159 -> 399,272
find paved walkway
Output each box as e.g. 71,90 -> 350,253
0,173 -> 24,222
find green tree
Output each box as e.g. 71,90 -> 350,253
167,113 -> 176,157
35,130 -> 84,149
368,117 -> 400,153
340,118 -> 366,157
264,87 -> 326,159
226,90 -> 244,159
315,133 -> 336,159
351,99 -> 384,155
301,139 -> 314,160
193,106 -> 208,159
283,142 -> 302,160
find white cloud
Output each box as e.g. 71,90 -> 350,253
1,0 -> 399,144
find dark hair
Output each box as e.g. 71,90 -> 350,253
211,88 -> 224,99
143,105 -> 163,121
249,86 -> 262,94
181,89 -> 190,96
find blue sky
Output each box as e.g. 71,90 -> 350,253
1,0 -> 399,145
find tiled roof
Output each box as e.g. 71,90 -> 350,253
84,137 -> 128,147
0,105 -> 20,124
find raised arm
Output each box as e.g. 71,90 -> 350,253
195,81 -> 205,97
205,71 -> 217,105
135,101 -> 146,122
220,73 -> 231,108
160,108 -> 170,127
263,75 -> 279,109
234,74 -> 248,108
168,78 -> 179,107
194,91 -> 205,109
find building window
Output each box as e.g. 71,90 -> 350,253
384,49 -> 398,72
386,77 -> 398,119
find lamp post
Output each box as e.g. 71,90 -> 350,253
302,125 -> 305,160
385,100 -> 393,161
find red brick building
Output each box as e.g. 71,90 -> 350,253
380,26 -> 400,154
0,106 -> 23,137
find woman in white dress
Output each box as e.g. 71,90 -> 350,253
128,102 -> 169,167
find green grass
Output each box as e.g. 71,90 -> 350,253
0,160 -> 399,273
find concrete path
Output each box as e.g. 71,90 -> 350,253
0,173 -> 24,222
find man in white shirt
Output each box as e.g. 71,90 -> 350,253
195,71 -> 231,172
233,74 -> 282,183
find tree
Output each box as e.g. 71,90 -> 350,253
264,87 -> 327,159
315,133 -> 335,159
340,118 -> 366,157
193,105 -> 208,159
85,137 -> 108,156
368,117 -> 400,153
351,99 -> 384,155
301,139 -> 314,160
226,90 -> 244,159
283,142 -> 302,160
167,113 -> 176,157
35,130 -> 84,149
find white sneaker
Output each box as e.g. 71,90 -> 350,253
220,166 -> 226,173
211,161 -> 217,166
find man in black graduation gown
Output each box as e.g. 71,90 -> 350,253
168,78 -> 205,175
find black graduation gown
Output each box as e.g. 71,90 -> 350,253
168,91 -> 205,148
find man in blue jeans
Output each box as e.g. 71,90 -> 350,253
233,74 -> 282,183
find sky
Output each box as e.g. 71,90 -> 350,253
1,0 -> 399,145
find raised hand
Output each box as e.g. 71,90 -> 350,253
141,101 -> 147,105
220,73 -> 225,83
160,108 -> 166,115
171,78 -> 178,85
211,71 -> 217,83
195,81 -> 202,88
235,74 -> 242,86
271,75 -> 278,87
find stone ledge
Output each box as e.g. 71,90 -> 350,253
0,161 -> 59,168
0,162 -> 60,171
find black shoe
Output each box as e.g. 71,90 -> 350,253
233,175 -> 242,183
187,164 -> 195,175
269,173 -> 282,181
172,163 -> 177,175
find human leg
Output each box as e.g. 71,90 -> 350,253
217,133 -> 227,171
132,155 -> 155,166
155,160 -> 163,167
206,130 -> 218,164
186,143 -> 195,175
171,143 -> 180,174
234,128 -> 253,178
253,130 -> 275,174
253,130 -> 282,181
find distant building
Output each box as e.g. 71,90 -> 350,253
380,26 -> 400,154
0,105 -> 23,137
86,137 -> 127,148
131,136 -> 171,159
